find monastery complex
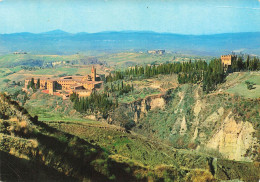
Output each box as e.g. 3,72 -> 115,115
24,66 -> 103,99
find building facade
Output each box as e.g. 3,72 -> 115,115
147,50 -> 165,55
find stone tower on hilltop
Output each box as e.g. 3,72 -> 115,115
221,54 -> 237,72
91,65 -> 96,81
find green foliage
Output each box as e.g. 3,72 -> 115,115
232,55 -> 260,71
58,73 -> 68,77
70,91 -> 115,118
245,81 -> 256,90
105,81 -> 133,97
106,59 -> 226,92
9,90 -> 29,106
58,135 -> 68,143
28,77 -> 35,90
124,120 -> 136,131
106,71 -> 124,82
3,79 -> 11,83
36,78 -> 40,89
203,59 -> 225,93
177,59 -> 226,93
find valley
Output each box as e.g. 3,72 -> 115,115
0,52 -> 259,181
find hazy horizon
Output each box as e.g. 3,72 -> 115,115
2,29 -> 260,36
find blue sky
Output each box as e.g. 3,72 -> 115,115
0,0 -> 260,34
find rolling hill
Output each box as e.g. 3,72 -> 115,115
0,30 -> 260,56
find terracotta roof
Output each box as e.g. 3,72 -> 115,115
41,90 -> 49,94
74,89 -> 91,92
53,92 -> 61,96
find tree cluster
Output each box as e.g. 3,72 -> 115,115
105,71 -> 124,82
104,81 -> 134,96
27,78 -> 40,90
232,56 -> 259,71
106,60 -> 208,82
70,91 -> 116,118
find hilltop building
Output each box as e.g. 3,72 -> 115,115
24,65 -> 103,98
148,50 -> 165,55
221,55 -> 237,72
13,52 -> 27,54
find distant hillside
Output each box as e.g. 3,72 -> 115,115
0,30 -> 260,56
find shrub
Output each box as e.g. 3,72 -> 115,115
58,135 -> 68,143
108,174 -> 116,180
185,169 -> 215,182
124,120 -> 136,131
245,81 -> 256,90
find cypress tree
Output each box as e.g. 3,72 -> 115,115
36,79 -> 40,89
30,78 -> 35,89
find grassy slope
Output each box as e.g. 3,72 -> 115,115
46,118 -> 260,181
23,92 -> 90,122
221,72 -> 260,99
0,151 -> 77,182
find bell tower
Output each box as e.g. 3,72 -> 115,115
91,65 -> 96,81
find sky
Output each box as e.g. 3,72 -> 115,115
0,0 -> 260,35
